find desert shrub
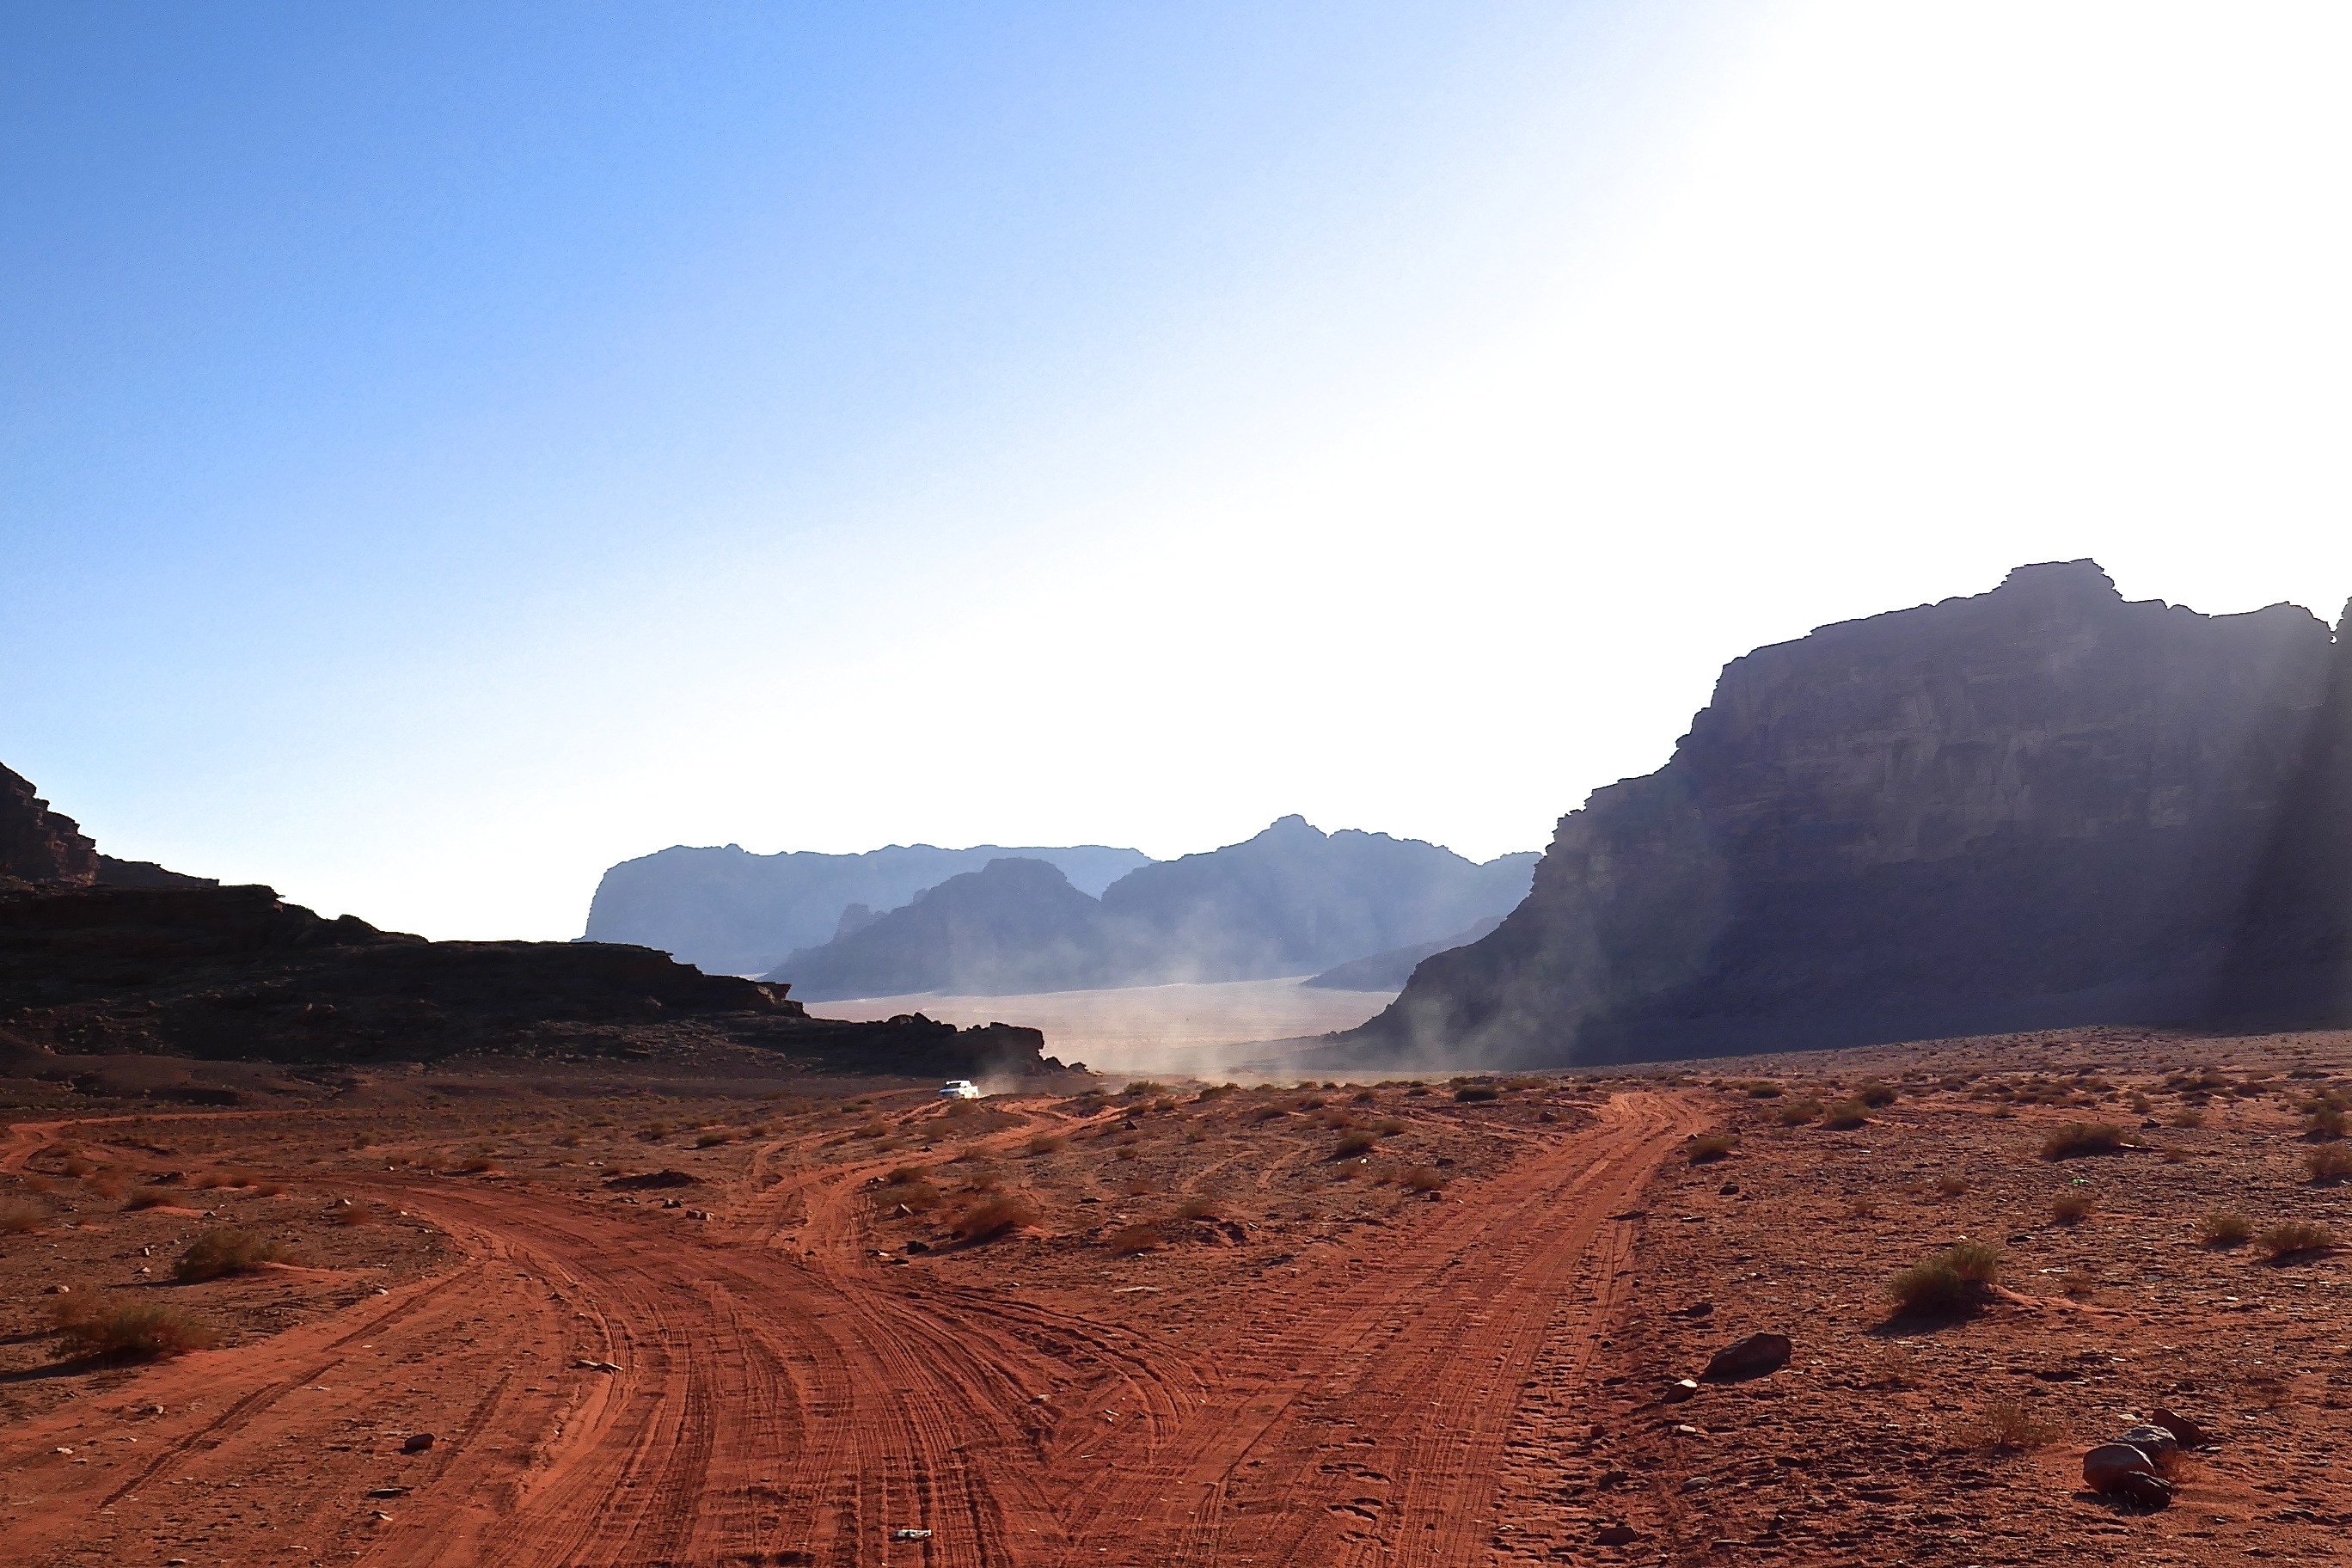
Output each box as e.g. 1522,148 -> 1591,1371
952,1194 -> 1036,1240
1743,1081 -> 1784,1099
1686,1134 -> 1736,1164
1853,1081 -> 1898,1107
1022,1131 -> 1067,1156
175,1228 -> 302,1282
2127,1092 -> 2152,1113
1405,1086 -> 1430,1097
324,1199 -> 374,1227
1194,1084 -> 1235,1102
884,1178 -> 943,1212
1352,1089 -> 1379,1104
52,1301 -> 217,1362
1113,1146 -> 1139,1162
2169,1107 -> 2206,1128
125,1187 -> 183,1210
1964,1395 -> 2060,1450
2257,1220 -> 2337,1260
1886,1240 -> 2001,1315
254,1181 -> 286,1197
1105,1222 -> 1161,1254
1932,1172 -> 1969,1199
1454,1085 -> 1500,1104
2306,1145 -> 2352,1184
1176,1196 -> 1220,1221
1122,1081 -> 1167,1099
1821,1100 -> 1870,1130
552,1130 -> 582,1148
1374,1118 -> 1405,1136
693,1130 -> 732,1148
1400,1165 -> 1445,1193
2039,1122 -> 2129,1161
451,1156 -> 500,1175
851,1121 -> 888,1140
0,1199 -> 46,1234
2197,1211 -> 2252,1247
190,1169 -> 229,1190
1118,1175 -> 1160,1197
89,1175 -> 125,1199
2050,1191 -> 2094,1223
1182,1127 -> 1208,1144
2059,1267 -> 2097,1296
1333,1130 -> 1377,1159
1845,1194 -> 1879,1219
61,1157 -> 95,1179
1775,1099 -> 1823,1126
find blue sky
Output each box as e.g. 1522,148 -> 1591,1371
6,3 -> 2350,940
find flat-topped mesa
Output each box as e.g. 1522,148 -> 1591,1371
1343,560 -> 2352,1067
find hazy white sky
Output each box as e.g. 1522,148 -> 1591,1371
6,2 -> 2349,940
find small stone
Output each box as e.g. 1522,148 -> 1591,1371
1680,1475 -> 1712,1492
43,1283 -> 69,1295
1701,1332 -> 1792,1381
401,1433 -> 434,1454
1718,1181 -> 1739,1195
1661,1379 -> 1700,1405
2151,1407 -> 2209,1448
366,1487 -> 408,1499
52,1447 -> 71,1455
1596,1523 -> 1638,1546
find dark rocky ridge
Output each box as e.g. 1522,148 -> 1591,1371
771,819 -> 1539,1000
1302,916 -> 1504,993
1332,561 -> 2352,1067
0,770 -> 1053,1081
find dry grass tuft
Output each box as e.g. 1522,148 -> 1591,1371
1,1198 -> 47,1234
2257,1220 -> 2336,1260
1105,1222 -> 1162,1254
1886,1240 -> 2000,1316
1963,1395 -> 2060,1450
1332,1130 -> 1377,1159
2304,1144 -> 2352,1184
175,1228 -> 303,1282
1853,1081 -> 1898,1107
1400,1165 -> 1445,1193
1687,1134 -> 1736,1165
53,1300 -> 217,1361
952,1193 -> 1036,1240
1775,1099 -> 1823,1126
125,1187 -> 184,1210
1176,1196 -> 1221,1221
1821,1100 -> 1870,1130
324,1199 -> 374,1227
1453,1085 -> 1500,1103
2197,1211 -> 2252,1247
2039,1122 -> 2131,1161
2050,1191 -> 2095,1224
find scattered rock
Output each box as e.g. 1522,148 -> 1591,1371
1700,1332 -> 1792,1381
1596,1523 -> 1638,1546
365,1487 -> 408,1499
1660,1378 -> 1700,1405
401,1433 -> 434,1454
2082,1442 -> 2172,1507
2118,1424 -> 2179,1458
2151,1408 -> 2210,1449
904,1240 -> 931,1254
1678,1300 -> 1714,1318
1718,1182 -> 1739,1195
573,1359 -> 622,1373
891,1528 -> 933,1540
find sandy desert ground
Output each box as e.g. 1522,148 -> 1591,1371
3,1026 -> 2351,1565
799,976 -> 1395,1076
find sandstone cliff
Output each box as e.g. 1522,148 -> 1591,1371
1342,561 -> 2349,1066
0,763 -> 98,885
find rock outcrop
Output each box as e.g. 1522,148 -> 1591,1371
771,820 -> 1540,1000
0,879 -> 1051,1077
1302,916 -> 1504,993
1338,561 -> 2352,1066
1,763 -> 98,885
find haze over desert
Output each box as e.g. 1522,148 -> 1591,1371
9,5 -> 2352,1565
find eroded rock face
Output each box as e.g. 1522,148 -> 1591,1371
1351,561 -> 2349,1065
0,764 -> 97,885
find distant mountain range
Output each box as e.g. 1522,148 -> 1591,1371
768,817 -> 1538,1000
583,842 -> 1153,976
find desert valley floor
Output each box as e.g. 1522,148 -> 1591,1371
5,1026 -> 2352,1566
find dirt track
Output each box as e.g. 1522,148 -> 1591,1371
1,1088 -> 1701,1566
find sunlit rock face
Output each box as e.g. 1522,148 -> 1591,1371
1353,560 -> 2349,1065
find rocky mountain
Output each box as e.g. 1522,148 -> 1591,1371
0,762 -> 1057,1080
1302,916 -> 1504,993
775,818 -> 1540,1000
583,841 -> 1154,976
1331,561 -> 2352,1068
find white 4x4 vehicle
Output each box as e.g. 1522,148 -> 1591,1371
938,1080 -> 983,1100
